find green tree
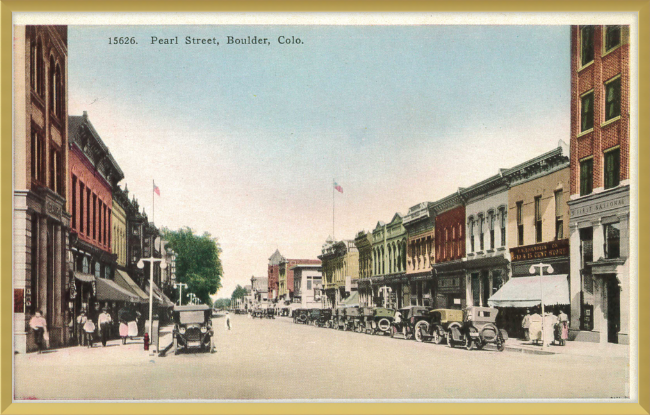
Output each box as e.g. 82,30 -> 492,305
163,227 -> 223,305
213,298 -> 231,309
231,285 -> 247,303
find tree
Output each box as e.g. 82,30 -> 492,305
163,227 -> 223,305
231,285 -> 247,304
213,298 -> 231,309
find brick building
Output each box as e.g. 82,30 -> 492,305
402,202 -> 436,307
13,25 -> 70,353
267,249 -> 283,300
568,25 -> 630,345
432,193 -> 466,310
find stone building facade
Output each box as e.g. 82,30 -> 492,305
319,238 -> 358,308
370,214 -> 407,308
354,231 -> 373,306
568,25 -> 630,345
13,25 -> 70,353
403,202 -> 436,307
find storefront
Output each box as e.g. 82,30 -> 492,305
432,260 -> 466,310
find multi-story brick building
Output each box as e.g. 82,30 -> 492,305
568,25 -> 630,345
278,257 -> 322,302
432,193 -> 466,310
403,202 -> 436,307
267,249 -> 283,300
319,238 -> 358,308
13,25 -> 70,353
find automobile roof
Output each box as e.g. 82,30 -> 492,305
173,305 -> 211,312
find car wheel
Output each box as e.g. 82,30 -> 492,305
497,335 -> 505,352
447,333 -> 454,348
476,341 -> 484,350
432,330 -> 441,345
414,321 -> 428,342
377,318 -> 391,332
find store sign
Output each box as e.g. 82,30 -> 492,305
570,196 -> 628,217
510,239 -> 569,262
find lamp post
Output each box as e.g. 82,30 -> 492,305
379,286 -> 392,308
189,293 -> 196,305
137,255 -> 167,350
529,262 -> 554,350
174,282 -> 187,305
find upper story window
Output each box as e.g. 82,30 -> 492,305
605,25 -> 621,52
500,208 -> 507,247
555,190 -> 564,240
82,256 -> 90,274
580,25 -> 595,67
30,35 -> 45,96
71,175 -> 77,230
580,158 -> 594,196
468,219 -> 475,253
604,148 -> 620,189
605,76 -> 621,121
604,223 -> 621,259
49,147 -> 63,196
581,91 -> 594,132
30,128 -> 45,184
516,201 -> 524,246
534,196 -> 542,243
478,214 -> 484,251
489,211 -> 495,250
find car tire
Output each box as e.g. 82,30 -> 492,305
414,321 -> 428,342
377,318 -> 391,332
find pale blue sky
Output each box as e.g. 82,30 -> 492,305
68,25 -> 570,298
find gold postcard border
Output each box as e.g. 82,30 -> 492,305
1,1 -> 648,415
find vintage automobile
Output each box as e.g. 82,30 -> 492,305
371,307 -> 396,335
293,308 -> 310,324
309,308 -> 322,325
172,305 -> 214,354
446,306 -> 507,351
334,307 -> 348,330
359,307 -> 375,334
316,308 -> 333,327
415,308 -> 464,343
343,307 -> 362,331
390,306 -> 431,340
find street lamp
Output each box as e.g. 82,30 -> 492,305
529,262 -> 554,350
379,286 -> 392,308
189,293 -> 196,305
174,282 -> 187,305
137,255 -> 167,351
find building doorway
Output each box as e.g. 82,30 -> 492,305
606,276 -> 620,344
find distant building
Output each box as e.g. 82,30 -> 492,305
267,249 -> 283,300
403,202 -> 436,307
354,231 -> 373,306
568,25 -> 630,345
278,257 -> 321,302
319,237 -> 358,308
370,214 -> 407,308
291,264 -> 323,309
251,276 -> 269,303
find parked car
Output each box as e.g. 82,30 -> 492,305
172,305 -> 214,354
390,306 -> 430,340
359,307 -> 375,334
309,308 -> 322,325
343,307 -> 362,332
416,308 -> 464,344
371,307 -> 396,335
316,308 -> 333,327
446,306 -> 507,351
293,308 -> 310,324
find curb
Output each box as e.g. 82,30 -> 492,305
504,346 -> 555,355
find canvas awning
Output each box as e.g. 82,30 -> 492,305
339,291 -> 359,308
114,269 -> 148,302
74,271 -> 95,283
95,277 -> 145,303
487,274 -> 570,308
144,281 -> 175,308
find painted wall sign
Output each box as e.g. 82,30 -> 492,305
510,239 -> 569,262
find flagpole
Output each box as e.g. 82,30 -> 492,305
332,179 -> 335,240
152,180 -> 155,225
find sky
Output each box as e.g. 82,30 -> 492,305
66,25 -> 571,300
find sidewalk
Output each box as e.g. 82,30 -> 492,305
504,337 -> 630,358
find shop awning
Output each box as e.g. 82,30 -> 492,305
144,281 -> 175,308
96,277 -> 145,303
114,269 -> 149,302
339,291 -> 359,308
74,271 -> 95,283
487,274 -> 570,308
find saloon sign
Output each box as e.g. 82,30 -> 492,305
510,239 -> 569,262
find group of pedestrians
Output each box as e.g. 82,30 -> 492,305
521,307 -> 569,346
74,308 -> 140,348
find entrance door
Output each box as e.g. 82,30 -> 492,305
606,277 -> 620,344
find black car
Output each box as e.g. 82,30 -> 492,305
172,305 -> 214,354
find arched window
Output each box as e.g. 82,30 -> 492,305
36,38 -> 44,95
54,63 -> 63,117
49,55 -> 55,111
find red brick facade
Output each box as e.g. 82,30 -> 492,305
267,264 -> 279,299
570,25 -> 630,195
68,145 -> 113,253
435,205 -> 466,263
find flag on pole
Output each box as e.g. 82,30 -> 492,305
153,182 -> 160,196
334,181 -> 343,193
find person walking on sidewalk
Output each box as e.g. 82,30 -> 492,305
84,317 -> 96,347
76,312 -> 88,346
521,309 -> 531,341
98,308 -> 112,347
225,312 -> 231,331
119,320 -> 129,345
29,311 -> 48,353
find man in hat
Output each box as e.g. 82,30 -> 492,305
76,311 -> 88,346
521,308 -> 531,341
97,308 -> 112,347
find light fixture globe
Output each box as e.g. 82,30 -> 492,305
160,259 -> 168,270
137,259 -> 145,269
547,265 -> 554,274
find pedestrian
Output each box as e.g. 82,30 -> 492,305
119,319 -> 129,345
556,309 -> 569,346
83,316 -> 96,347
98,308 -> 112,347
127,317 -> 138,341
29,311 -> 48,353
521,308 -> 531,341
76,311 -> 88,346
225,312 -> 231,331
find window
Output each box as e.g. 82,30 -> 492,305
555,190 -> 564,240
48,56 -> 55,112
500,208 -> 506,247
580,25 -> 595,66
30,36 -> 37,90
478,215 -> 484,251
30,129 -> 44,183
86,188 -> 91,237
98,200 -> 102,243
469,219 -> 475,253
79,182 -> 85,233
604,148 -> 620,189
581,91 -> 594,132
489,212 -> 495,250
580,227 -> 594,267
517,202 -> 524,246
307,279 -> 312,290
94,262 -> 101,279
605,25 -> 621,52
534,196 -> 542,243
604,223 -> 620,259
605,77 -> 621,121
71,175 -> 77,230
49,148 -> 62,195
92,194 -> 97,240
82,256 -> 89,274
580,158 -> 594,196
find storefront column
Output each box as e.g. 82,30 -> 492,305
52,224 -> 63,345
569,223 -> 582,337
38,215 -> 48,316
618,213 -> 630,344
592,220 -> 607,344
